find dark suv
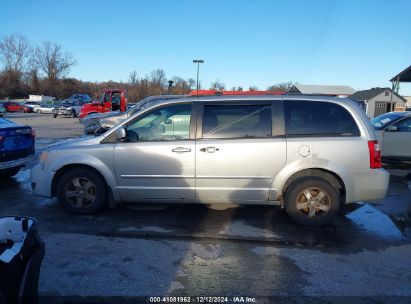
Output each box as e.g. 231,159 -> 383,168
70,94 -> 92,104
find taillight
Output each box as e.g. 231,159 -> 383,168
368,140 -> 381,169
30,129 -> 36,139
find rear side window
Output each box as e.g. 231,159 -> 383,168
202,104 -> 272,139
285,100 -> 360,137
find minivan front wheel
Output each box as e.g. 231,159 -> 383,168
284,177 -> 339,227
56,168 -> 107,214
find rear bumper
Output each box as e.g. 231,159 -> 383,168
0,155 -> 34,170
346,168 -> 390,203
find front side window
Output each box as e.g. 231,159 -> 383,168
125,104 -> 192,142
285,100 -> 360,136
104,93 -> 111,103
201,104 -> 272,139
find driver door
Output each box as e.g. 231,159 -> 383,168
102,91 -> 112,112
113,103 -> 195,201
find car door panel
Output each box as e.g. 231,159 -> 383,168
382,117 -> 411,159
113,103 -> 195,201
114,141 -> 195,200
195,101 -> 286,203
196,138 -> 286,203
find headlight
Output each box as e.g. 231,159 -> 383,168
39,150 -> 49,163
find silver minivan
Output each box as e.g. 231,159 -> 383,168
31,95 -> 389,226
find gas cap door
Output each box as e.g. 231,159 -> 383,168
298,145 -> 310,157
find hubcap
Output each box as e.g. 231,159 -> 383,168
65,177 -> 96,208
296,187 -> 331,218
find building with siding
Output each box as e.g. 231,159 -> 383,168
349,88 -> 406,118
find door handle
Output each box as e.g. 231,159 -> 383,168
172,147 -> 191,153
200,147 -> 219,153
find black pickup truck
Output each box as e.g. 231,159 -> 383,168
0,118 -> 35,178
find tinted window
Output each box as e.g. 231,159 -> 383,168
125,104 -> 192,142
202,104 -> 272,139
285,100 -> 360,136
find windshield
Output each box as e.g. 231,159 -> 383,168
371,112 -> 404,130
57,100 -> 74,106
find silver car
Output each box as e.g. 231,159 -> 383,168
31,95 -> 389,226
371,111 -> 411,165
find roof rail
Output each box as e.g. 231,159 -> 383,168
190,90 -> 284,96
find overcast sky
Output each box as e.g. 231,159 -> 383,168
1,0 -> 411,95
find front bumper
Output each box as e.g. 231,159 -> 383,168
30,163 -> 55,198
0,155 -> 34,170
52,109 -> 72,115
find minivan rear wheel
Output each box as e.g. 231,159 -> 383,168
56,168 -> 107,214
284,177 -> 339,227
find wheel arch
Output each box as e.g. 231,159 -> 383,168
51,163 -> 117,207
279,168 -> 346,205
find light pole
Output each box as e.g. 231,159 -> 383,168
193,59 -> 204,95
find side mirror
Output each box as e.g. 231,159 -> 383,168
386,125 -> 398,132
115,127 -> 126,140
165,118 -> 172,124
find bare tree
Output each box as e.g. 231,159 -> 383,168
210,80 -> 225,90
0,33 -> 32,73
150,69 -> 166,87
36,41 -> 75,81
267,81 -> 297,92
187,78 -> 196,89
249,85 -> 258,91
129,70 -> 138,84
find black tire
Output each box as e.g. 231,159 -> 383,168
53,114 -> 57,118
37,110 -> 42,114
56,168 -> 107,214
0,167 -> 21,178
19,108 -> 25,113
70,110 -> 77,118
284,177 -> 339,227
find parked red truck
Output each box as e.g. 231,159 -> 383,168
78,89 -> 127,118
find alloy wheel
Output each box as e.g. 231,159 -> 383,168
296,187 -> 331,218
64,177 -> 97,208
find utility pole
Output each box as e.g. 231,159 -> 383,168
193,59 -> 204,95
